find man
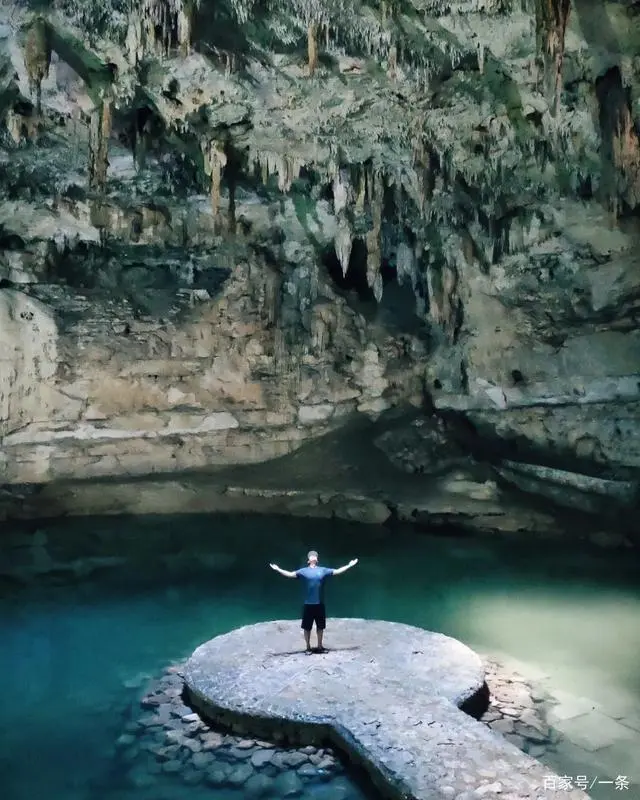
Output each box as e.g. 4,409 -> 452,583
269,551 -> 359,654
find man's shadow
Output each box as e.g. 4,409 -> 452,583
267,646 -> 361,658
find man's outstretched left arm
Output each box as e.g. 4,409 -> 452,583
331,558 -> 358,576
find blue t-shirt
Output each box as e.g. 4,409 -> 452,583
296,566 -> 334,605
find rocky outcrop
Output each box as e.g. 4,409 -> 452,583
0,1 -> 639,537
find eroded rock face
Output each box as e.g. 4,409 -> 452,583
0,1 -> 639,534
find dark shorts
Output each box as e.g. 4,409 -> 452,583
301,603 -> 326,631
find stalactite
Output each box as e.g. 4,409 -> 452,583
333,167 -> 350,216
250,149 -> 304,193
396,240 -> 416,291
126,13 -> 144,65
388,44 -> 397,80
333,168 -> 354,277
365,169 -> 384,301
411,130 -> 430,218
335,218 -> 353,278
126,0 -> 199,62
177,7 -> 191,56
202,140 -> 227,219
355,168 -> 366,214
426,264 -> 443,326
88,91 -> 113,190
477,41 -> 485,75
308,23 -> 318,76
278,156 -> 303,192
23,17 -> 51,114
535,0 -> 571,117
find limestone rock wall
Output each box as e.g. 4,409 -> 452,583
0,290 -> 58,438
1,1 -> 639,529
0,258 -> 420,482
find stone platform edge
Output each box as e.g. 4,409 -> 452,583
185,683 -> 422,800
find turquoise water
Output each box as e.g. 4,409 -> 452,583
1,513 -> 639,800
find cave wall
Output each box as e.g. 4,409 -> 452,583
1,0 -> 639,526
0,290 -> 58,441
0,253 -> 419,483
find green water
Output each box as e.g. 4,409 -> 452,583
1,513 -> 639,800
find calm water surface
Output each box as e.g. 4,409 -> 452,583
1,514 -> 639,800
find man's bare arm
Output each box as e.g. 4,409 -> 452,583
269,563 -> 297,578
332,558 -> 359,576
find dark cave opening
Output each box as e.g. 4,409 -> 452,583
322,242 -> 429,338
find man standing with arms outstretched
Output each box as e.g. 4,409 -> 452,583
269,550 -> 359,654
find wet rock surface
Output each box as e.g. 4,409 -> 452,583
182,619 -> 590,800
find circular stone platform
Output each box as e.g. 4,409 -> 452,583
184,619 -> 590,800
185,618 -> 484,714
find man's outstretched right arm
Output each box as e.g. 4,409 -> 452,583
269,563 -> 297,578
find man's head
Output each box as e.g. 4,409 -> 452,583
307,550 -> 318,565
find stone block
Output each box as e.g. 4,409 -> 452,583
165,411 -> 239,432
357,397 -> 390,415
297,404 -> 335,424
331,499 -> 392,525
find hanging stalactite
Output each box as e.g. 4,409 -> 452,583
178,0 -> 200,56
126,0 -> 199,63
333,167 -> 354,277
411,128 -> 432,219
23,16 -> 51,114
387,44 -> 397,79
88,90 -> 113,190
365,168 -> 384,302
202,139 -> 228,222
535,0 -> 571,117
308,23 -> 319,76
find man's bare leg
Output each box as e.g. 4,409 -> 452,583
303,629 -> 312,652
317,628 -> 324,651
